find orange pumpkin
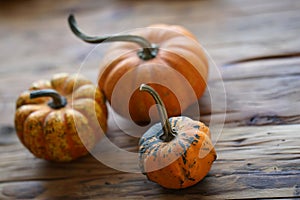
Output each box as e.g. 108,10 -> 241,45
68,15 -> 208,124
14,73 -> 107,162
139,84 -> 216,189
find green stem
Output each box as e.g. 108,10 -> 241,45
68,14 -> 159,60
30,89 -> 67,109
139,84 -> 176,142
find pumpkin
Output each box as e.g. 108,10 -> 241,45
14,73 -> 107,162
138,84 -> 216,189
68,14 -> 208,124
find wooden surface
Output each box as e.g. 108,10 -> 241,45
1,0 -> 300,199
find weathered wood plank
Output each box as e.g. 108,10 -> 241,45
0,125 -> 299,199
188,57 -> 300,127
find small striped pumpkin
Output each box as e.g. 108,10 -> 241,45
139,84 -> 216,189
14,73 -> 107,162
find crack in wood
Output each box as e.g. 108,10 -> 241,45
224,52 -> 300,66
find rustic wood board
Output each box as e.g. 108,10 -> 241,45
1,0 -> 300,199
1,123 -> 299,199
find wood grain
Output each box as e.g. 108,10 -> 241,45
192,57 -> 300,127
1,0 -> 300,199
0,124 -> 299,199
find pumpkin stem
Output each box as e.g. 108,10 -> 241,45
68,14 -> 159,60
30,89 -> 67,109
139,84 -> 176,142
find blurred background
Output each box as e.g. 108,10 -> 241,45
0,0 -> 299,126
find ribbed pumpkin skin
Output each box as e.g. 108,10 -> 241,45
139,116 -> 216,189
99,24 -> 208,124
14,73 -> 107,162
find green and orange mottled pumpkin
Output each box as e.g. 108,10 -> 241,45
139,84 -> 216,189
14,73 -> 107,162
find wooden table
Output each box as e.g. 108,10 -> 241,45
1,0 -> 300,199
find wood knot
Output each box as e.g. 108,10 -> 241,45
247,114 -> 284,126
294,184 -> 300,196
0,125 -> 16,145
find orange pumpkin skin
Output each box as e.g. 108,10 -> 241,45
98,24 -> 208,124
139,116 -> 216,189
14,73 -> 107,162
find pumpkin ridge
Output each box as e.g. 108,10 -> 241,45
30,80 -> 52,91
99,51 -> 134,89
63,74 -> 93,96
74,98 -> 104,130
72,83 -> 93,94
162,51 -> 202,105
73,97 -> 95,102
42,110 -> 59,161
101,54 -> 142,100
15,105 -> 43,145
165,46 -> 207,71
135,64 -> 156,121
138,60 -> 182,121
50,73 -> 69,93
158,35 -> 189,47
72,98 -> 107,137
24,108 -> 52,159
40,109 -> 56,160
72,85 -> 107,112
62,109 -> 86,160
161,49 -> 207,79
